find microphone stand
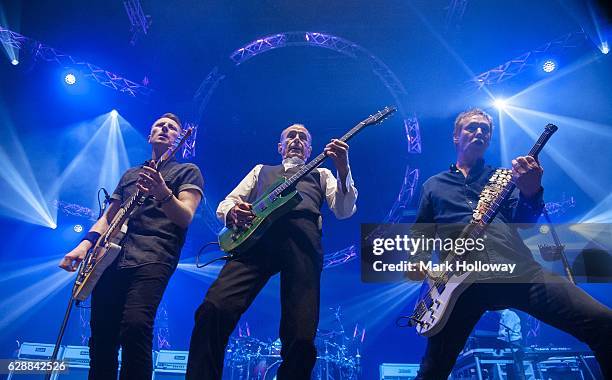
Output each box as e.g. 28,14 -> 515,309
499,321 -> 525,380
541,208 -> 576,284
45,191 -> 111,380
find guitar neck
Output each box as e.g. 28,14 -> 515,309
273,121 -> 366,196
479,123 -> 558,226
101,127 -> 193,244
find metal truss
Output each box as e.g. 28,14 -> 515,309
324,166 -> 419,269
0,26 -> 151,98
199,31 -> 421,154
544,196 -> 576,216
52,200 -> 97,221
324,245 -> 358,269
154,302 -> 171,349
404,116 -> 422,154
123,0 -> 151,46
470,30 -> 589,89
445,0 -> 469,31
0,27 -> 26,50
384,166 -> 420,224
193,66 -> 226,121
194,32 -> 424,268
182,123 -> 198,159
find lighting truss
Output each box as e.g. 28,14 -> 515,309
194,32 -> 424,268
182,123 -> 198,159
0,27 -> 26,51
404,116 -> 422,154
0,26 -> 152,98
52,200 -> 97,221
123,0 -> 151,46
470,30 -> 589,89
198,31 -> 421,154
384,166 -> 420,224
154,302 -> 171,349
445,0 -> 469,31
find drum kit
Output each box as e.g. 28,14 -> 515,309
224,307 -> 363,380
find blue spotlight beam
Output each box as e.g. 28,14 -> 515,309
0,26 -> 152,98
0,112 -> 56,227
503,107 -> 608,201
0,270 -> 74,331
319,282 -> 420,341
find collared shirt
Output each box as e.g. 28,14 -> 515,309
411,160 -> 543,279
111,159 -> 204,268
217,157 -> 357,225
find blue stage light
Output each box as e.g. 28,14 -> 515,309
74,224 -> 83,233
542,60 -> 556,73
64,73 -> 77,85
110,109 -> 118,118
493,98 -> 507,110
11,59 -> 19,65
602,42 -> 609,55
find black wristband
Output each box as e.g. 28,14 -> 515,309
82,231 -> 101,245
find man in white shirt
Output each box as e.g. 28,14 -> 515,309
186,123 -> 357,380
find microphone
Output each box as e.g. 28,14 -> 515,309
102,188 -> 111,204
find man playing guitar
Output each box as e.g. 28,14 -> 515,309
59,113 -> 203,379
186,123 -> 358,380
407,108 -> 612,379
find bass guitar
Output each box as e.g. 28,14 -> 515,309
409,123 -> 558,337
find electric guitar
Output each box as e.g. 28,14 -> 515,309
72,127 -> 193,301
409,123 -> 558,337
218,106 -> 397,254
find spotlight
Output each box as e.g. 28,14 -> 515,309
11,59 -> 19,66
542,60 -> 556,73
110,109 -> 118,118
73,224 -> 83,233
602,42 -> 609,55
64,73 -> 77,85
493,98 -> 507,110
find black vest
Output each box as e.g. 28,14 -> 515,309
254,164 -> 325,217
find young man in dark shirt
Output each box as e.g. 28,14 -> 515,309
59,113 -> 203,379
408,108 -> 612,379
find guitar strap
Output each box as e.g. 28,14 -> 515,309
473,168 -> 512,223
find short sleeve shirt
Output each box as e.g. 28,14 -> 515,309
111,159 -> 204,268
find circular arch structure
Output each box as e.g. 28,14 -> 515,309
192,31 -> 422,268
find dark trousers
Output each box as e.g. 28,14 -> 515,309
88,261 -> 174,380
186,215 -> 323,380
415,270 -> 612,379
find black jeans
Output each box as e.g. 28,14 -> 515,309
186,215 -> 323,380
88,261 -> 174,380
415,270 -> 612,379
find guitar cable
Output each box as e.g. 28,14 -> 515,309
195,242 -> 233,268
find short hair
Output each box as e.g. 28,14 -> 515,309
159,112 -> 182,130
280,123 -> 311,142
453,108 -> 493,138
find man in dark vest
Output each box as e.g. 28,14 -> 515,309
186,123 -> 358,379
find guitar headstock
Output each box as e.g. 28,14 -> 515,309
361,106 -> 397,127
160,126 -> 194,162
